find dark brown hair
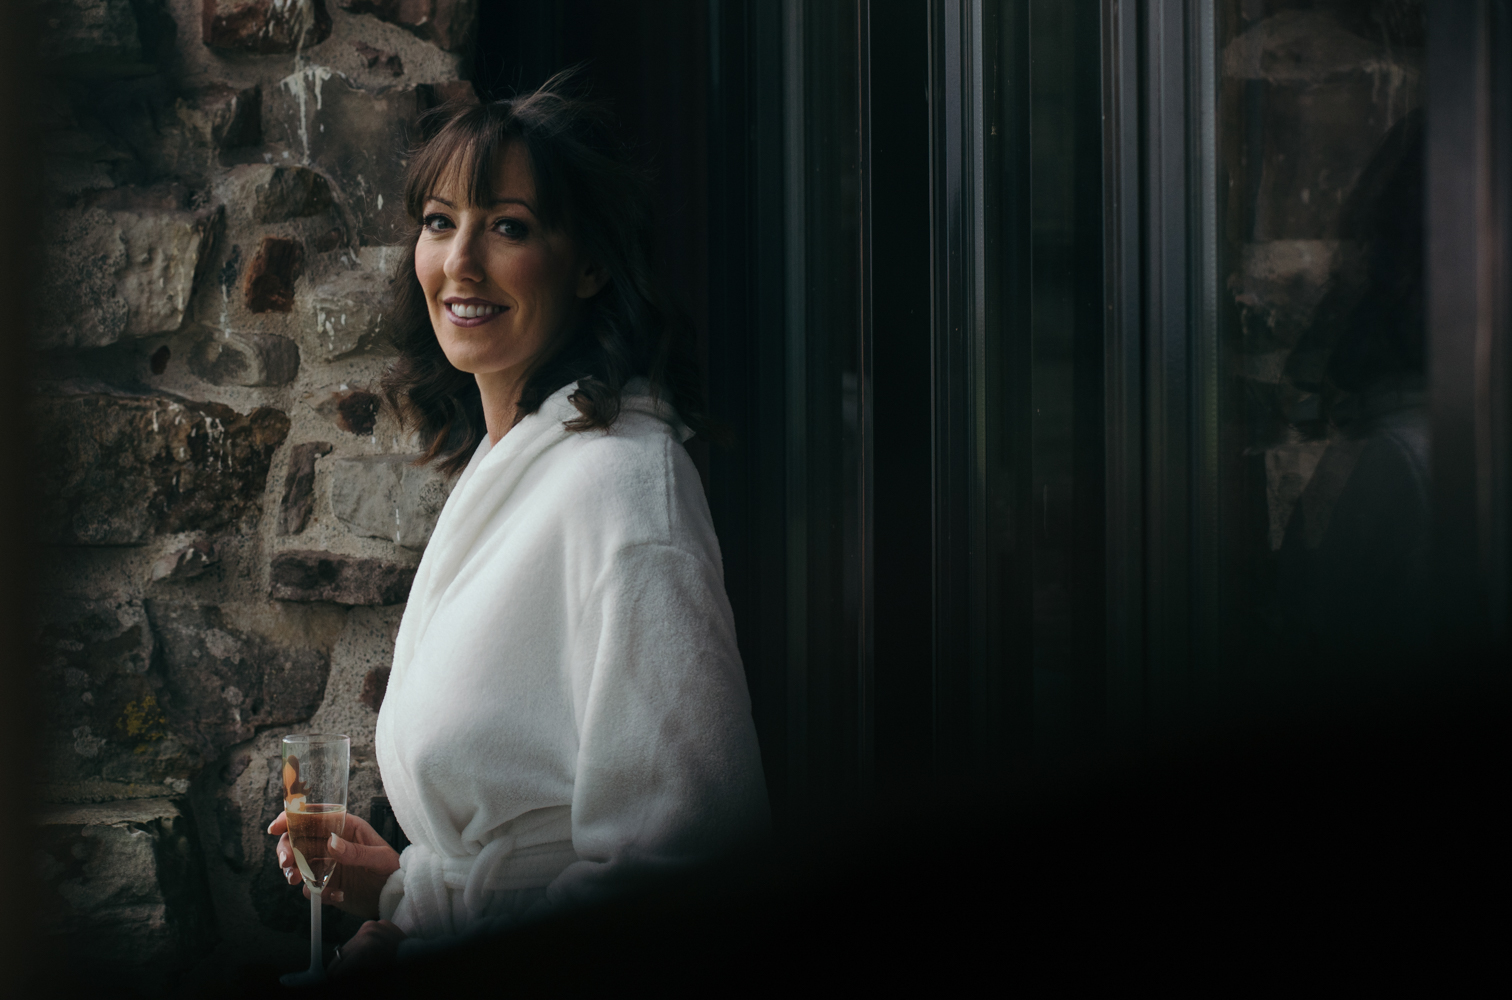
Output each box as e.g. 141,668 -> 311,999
380,71 -> 707,474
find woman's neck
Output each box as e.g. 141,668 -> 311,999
475,367 -> 528,445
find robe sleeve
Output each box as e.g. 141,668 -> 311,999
547,541 -> 770,908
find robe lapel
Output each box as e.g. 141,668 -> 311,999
388,387 -> 577,695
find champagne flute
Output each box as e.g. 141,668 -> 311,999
279,733 -> 350,987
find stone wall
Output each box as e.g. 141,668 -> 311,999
29,1 -> 476,991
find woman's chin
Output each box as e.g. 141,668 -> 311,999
440,352 -> 531,378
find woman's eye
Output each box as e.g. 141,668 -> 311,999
422,213 -> 453,232
497,218 -> 529,239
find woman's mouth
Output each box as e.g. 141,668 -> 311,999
444,300 -> 506,327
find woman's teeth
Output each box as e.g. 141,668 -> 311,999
448,303 -> 503,319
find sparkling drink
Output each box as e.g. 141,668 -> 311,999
285,803 -> 347,889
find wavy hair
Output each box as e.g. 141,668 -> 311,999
380,70 -> 708,474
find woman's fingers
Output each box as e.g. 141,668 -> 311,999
368,919 -> 405,943
267,813 -> 297,882
329,919 -> 406,978
270,807 -> 399,901
273,832 -> 300,884
327,833 -> 401,874
339,812 -> 379,842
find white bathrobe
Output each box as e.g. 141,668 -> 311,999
374,382 -> 769,941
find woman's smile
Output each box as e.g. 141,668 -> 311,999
443,296 -> 509,326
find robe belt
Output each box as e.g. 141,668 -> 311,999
379,810 -> 579,940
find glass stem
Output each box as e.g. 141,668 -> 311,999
309,885 -> 323,975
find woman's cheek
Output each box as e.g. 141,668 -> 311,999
499,246 -> 556,303
415,244 -> 447,308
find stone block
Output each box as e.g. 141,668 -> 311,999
278,441 -> 334,535
174,82 -> 262,150
202,0 -> 332,54
302,256 -> 396,360
360,667 -> 390,711
189,329 -> 301,386
36,599 -> 337,804
33,392 -> 291,545
270,550 -> 416,605
244,235 -> 303,313
34,596 -> 201,797
315,389 -> 381,435
210,730 -> 305,929
336,390 -> 380,434
306,605 -> 403,750
35,0 -> 142,66
312,225 -> 347,251
150,536 -> 219,582
34,202 -> 216,351
252,164 -> 334,223
338,0 -> 477,53
148,602 -> 331,756
328,454 -> 450,550
266,73 -> 419,243
354,40 -> 404,76
39,130 -> 121,199
36,798 -> 217,996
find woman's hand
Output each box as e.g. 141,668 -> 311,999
267,810 -> 402,920
329,919 -> 406,978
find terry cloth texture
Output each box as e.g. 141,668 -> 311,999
375,381 -> 770,941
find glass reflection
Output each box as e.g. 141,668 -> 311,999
1218,0 -> 1429,690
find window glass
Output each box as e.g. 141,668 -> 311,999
1217,0 -> 1429,696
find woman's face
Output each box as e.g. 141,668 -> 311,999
415,143 -> 603,382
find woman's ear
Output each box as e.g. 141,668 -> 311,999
576,258 -> 609,299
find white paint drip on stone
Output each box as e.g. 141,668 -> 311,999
279,64 -> 334,166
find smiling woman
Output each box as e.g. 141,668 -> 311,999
382,76 -> 711,471
270,72 -> 770,976
414,143 -> 606,441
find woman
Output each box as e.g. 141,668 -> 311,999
267,74 -> 769,972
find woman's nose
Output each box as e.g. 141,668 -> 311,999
444,229 -> 486,283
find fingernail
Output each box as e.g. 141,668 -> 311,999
284,867 -> 294,879
278,850 -> 287,865
329,833 -> 344,852
329,891 -> 344,903
267,820 -> 276,834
